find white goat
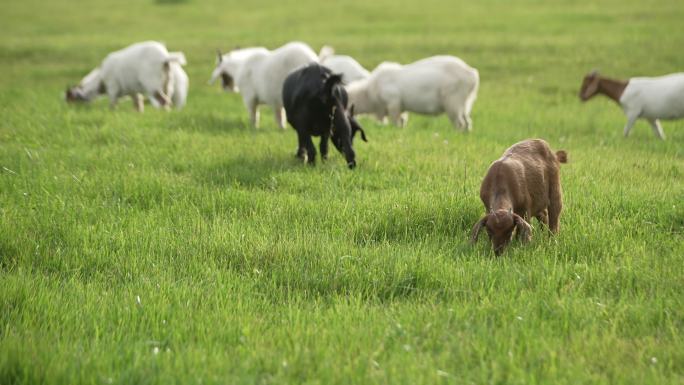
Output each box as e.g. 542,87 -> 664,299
346,55 -> 479,130
209,42 -> 318,129
579,71 -> 684,139
150,62 -> 188,110
318,45 -> 371,84
66,41 -> 187,111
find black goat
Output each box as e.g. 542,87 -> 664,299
282,63 -> 367,169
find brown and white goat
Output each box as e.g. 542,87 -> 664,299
470,139 -> 567,255
579,70 -> 684,139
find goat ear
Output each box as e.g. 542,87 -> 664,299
324,73 -> 343,91
354,125 -> 368,142
359,127 -> 368,142
323,73 -> 344,103
513,214 -> 532,243
470,216 -> 488,244
555,150 -> 568,163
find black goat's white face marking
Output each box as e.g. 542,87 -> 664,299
329,105 -> 337,134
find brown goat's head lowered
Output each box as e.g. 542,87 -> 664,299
471,139 -> 565,255
471,209 -> 532,255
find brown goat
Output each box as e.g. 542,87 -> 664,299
470,139 -> 567,255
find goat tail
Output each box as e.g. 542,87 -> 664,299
556,150 -> 568,164
160,53 -> 186,106
464,69 -> 479,118
166,52 -> 187,66
318,45 -> 335,62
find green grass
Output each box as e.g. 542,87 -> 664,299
1,0 -> 683,383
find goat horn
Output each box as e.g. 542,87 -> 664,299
216,49 -> 223,63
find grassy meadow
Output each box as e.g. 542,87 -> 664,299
1,0 -> 683,383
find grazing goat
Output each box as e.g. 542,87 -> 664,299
209,42 -> 318,129
66,41 -> 187,111
346,55 -> 479,130
282,63 -> 368,169
319,45 -> 371,83
579,70 -> 684,140
470,139 -> 567,255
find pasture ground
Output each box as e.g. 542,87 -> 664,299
1,0 -> 683,383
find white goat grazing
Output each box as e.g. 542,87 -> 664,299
579,71 -> 684,139
346,55 -> 479,130
66,41 -> 187,111
209,42 -> 318,129
318,45 -> 371,84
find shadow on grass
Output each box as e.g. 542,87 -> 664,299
353,203 -> 481,246
197,153 -> 302,189
211,243 -> 442,303
163,113 -> 251,135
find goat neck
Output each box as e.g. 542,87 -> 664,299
597,76 -> 629,104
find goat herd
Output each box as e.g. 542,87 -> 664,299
64,41 -> 683,254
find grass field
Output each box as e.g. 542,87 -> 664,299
1,0 -> 683,383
